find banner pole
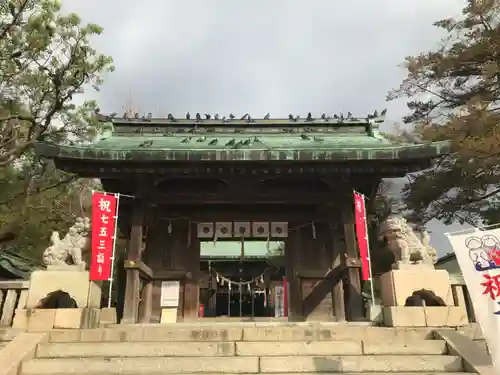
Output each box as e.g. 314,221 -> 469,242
353,190 -> 376,304
362,193 -> 376,304
107,193 -> 120,308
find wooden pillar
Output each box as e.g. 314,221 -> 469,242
208,274 -> 217,317
121,202 -> 144,324
139,280 -> 153,323
150,280 -> 162,323
285,226 -> 302,321
331,223 -> 346,321
182,221 -> 200,321
342,207 -> 364,320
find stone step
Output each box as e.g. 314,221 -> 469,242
48,326 -> 443,343
362,340 -> 447,355
259,355 -> 463,373
36,340 -> 447,358
0,328 -> 21,341
21,355 -> 463,374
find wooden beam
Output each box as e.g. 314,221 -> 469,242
124,260 -> 153,280
150,269 -> 189,280
149,192 -> 346,205
296,269 -> 338,278
150,205 -> 324,222
59,160 -> 428,178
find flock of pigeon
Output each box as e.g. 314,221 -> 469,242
95,109 -> 387,123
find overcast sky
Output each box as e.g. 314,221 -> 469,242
64,0 -> 469,256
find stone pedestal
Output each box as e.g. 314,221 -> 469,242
12,307 -> 101,331
380,266 -> 467,327
380,267 -> 454,307
11,265 -> 104,330
26,266 -> 102,308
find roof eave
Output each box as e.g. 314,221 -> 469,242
35,140 -> 451,163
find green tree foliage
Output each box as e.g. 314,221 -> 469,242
0,158 -> 99,260
0,0 -> 114,165
389,0 -> 500,226
0,0 -> 113,259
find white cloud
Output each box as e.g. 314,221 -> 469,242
64,0 -> 465,126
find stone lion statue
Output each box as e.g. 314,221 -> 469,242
42,217 -> 91,268
378,215 -> 437,268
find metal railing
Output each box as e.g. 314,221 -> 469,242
0,280 -> 29,327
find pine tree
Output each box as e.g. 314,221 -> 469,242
389,0 -> 500,225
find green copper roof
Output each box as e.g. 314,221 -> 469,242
34,113 -> 451,162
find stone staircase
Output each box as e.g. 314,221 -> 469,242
16,323 -> 475,375
0,328 -> 19,351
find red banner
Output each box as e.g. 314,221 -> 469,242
90,192 -> 118,281
353,191 -> 371,281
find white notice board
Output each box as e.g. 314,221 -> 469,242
160,281 -> 180,307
